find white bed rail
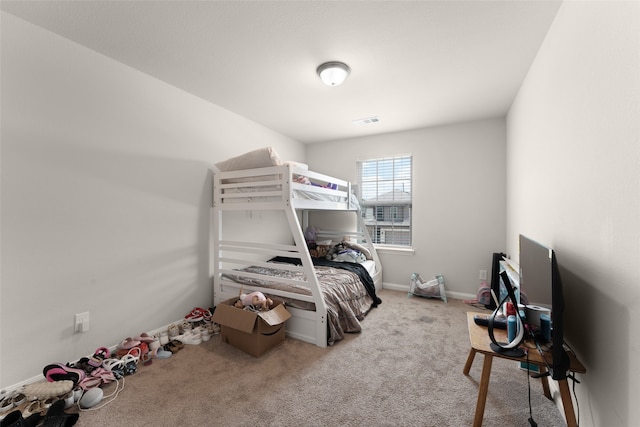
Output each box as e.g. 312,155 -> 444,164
213,164 -> 357,211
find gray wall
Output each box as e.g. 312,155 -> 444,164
306,118 -> 507,297
506,2 -> 640,426
0,12 -> 304,387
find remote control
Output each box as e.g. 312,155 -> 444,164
473,314 -> 507,329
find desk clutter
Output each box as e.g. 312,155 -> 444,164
475,302 -> 552,348
464,311 -> 586,427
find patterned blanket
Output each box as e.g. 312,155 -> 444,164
222,260 -> 379,345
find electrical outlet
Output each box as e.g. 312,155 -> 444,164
74,312 -> 90,333
479,270 -> 487,281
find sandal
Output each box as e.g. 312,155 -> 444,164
88,347 -> 110,368
10,391 -> 26,407
102,358 -> 125,379
23,399 -> 47,418
121,354 -> 139,376
134,332 -> 155,343
118,337 -> 141,350
126,347 -> 142,359
141,353 -> 152,366
164,342 -> 179,354
169,340 -> 184,350
85,367 -> 116,386
73,357 -> 96,373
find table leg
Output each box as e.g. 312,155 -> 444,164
539,366 -> 551,400
559,378 -> 577,427
463,348 -> 477,375
473,354 -> 493,427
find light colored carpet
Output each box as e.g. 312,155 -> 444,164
71,289 -> 566,426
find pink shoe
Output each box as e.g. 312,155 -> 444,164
118,337 -> 141,350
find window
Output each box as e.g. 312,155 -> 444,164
357,155 -> 412,247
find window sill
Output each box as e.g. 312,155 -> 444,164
374,245 -> 415,256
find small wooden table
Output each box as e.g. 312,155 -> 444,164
463,312 -> 586,427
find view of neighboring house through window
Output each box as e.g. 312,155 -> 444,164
357,155 -> 412,247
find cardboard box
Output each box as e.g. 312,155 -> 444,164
212,297 -> 291,357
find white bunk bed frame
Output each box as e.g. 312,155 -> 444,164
212,163 -> 382,348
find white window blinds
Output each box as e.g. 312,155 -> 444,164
357,155 -> 412,246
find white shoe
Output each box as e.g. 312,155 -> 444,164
181,331 -> 202,345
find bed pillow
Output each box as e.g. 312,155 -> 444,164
215,147 -> 281,172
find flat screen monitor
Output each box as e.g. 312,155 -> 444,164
519,234 -> 570,380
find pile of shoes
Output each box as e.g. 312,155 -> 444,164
176,307 -> 220,343
1,308 -> 221,425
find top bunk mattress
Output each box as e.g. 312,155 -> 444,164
215,164 -> 360,210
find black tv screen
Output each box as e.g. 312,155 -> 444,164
519,235 -> 570,380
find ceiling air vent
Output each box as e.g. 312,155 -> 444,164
352,116 -> 380,125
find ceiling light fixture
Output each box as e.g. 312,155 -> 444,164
317,61 -> 350,86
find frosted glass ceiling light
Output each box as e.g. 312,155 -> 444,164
317,61 -> 350,86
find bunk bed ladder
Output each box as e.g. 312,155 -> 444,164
283,205 -> 328,348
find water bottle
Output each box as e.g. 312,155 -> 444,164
507,315 -> 517,343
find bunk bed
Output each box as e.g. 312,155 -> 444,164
212,149 -> 382,348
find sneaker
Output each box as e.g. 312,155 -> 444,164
180,331 -> 202,345
184,309 -> 203,322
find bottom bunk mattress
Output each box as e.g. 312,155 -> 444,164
221,258 -> 381,345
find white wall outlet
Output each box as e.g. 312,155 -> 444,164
479,270 -> 487,281
74,312 -> 90,333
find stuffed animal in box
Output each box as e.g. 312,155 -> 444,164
235,288 -> 273,311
